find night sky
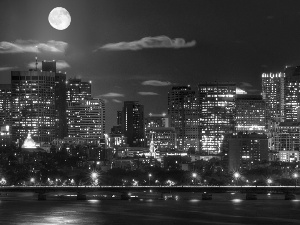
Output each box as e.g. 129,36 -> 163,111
1,0 -> 300,130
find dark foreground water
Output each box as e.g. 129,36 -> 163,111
1,192 -> 300,224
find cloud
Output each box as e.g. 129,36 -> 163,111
0,40 -> 68,54
112,99 -> 122,103
239,82 -> 253,87
99,92 -> 125,98
28,60 -> 70,70
0,66 -> 18,71
142,80 -> 173,86
97,36 -> 196,51
138,92 -> 159,96
56,61 -> 71,70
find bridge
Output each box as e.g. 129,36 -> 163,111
0,185 -> 299,194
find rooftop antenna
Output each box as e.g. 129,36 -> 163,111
35,45 -> 38,71
35,55 -> 38,71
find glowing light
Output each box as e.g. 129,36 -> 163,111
234,172 -> 240,179
232,199 -> 242,203
48,7 -> 71,30
22,133 -> 37,149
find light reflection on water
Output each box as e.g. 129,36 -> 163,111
1,193 -> 300,224
231,199 -> 243,203
88,199 -> 100,203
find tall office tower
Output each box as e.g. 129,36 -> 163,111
55,73 -> 67,138
198,82 -> 236,154
117,110 -> 122,125
42,61 -> 67,139
66,78 -> 91,105
67,98 -> 105,144
168,86 -> 195,150
121,101 -> 144,147
183,95 -> 201,151
235,95 -> 266,133
0,84 -> 12,126
284,66 -> 300,122
11,70 -> 56,143
261,73 -> 285,123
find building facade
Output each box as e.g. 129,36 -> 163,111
168,86 -> 196,150
0,84 -> 12,127
228,133 -> 268,171
198,82 -> 236,154
261,73 -> 285,123
11,70 -> 56,144
274,122 -> 300,153
284,67 -> 300,122
66,78 -> 92,105
67,98 -> 106,144
121,101 -> 144,147
145,127 -> 177,150
235,95 -> 266,133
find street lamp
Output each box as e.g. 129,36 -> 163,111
0,178 -> 6,185
293,173 -> 298,187
233,172 -> 240,186
192,172 -> 197,185
267,179 -> 272,186
148,173 -> 152,186
91,172 -> 98,185
30,177 -> 35,185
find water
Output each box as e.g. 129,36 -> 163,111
1,192 -> 300,224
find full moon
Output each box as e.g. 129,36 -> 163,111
48,7 -> 71,30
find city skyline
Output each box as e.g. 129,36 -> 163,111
2,0 -> 300,129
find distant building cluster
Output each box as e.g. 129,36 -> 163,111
2,60 -> 300,172
108,66 -> 300,172
0,60 -> 105,148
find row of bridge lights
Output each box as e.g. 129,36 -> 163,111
0,172 -> 298,187
233,172 -> 299,186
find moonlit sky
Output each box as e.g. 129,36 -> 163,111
1,0 -> 300,131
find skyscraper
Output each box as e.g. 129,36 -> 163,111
261,73 -> 285,122
66,78 -> 91,105
42,61 -> 67,139
168,86 -> 195,150
0,84 -> 11,126
67,97 -> 105,144
121,101 -> 144,147
11,69 -> 56,143
183,95 -> 201,151
283,67 -> 300,122
54,73 -> 67,139
198,82 -> 236,154
235,95 -> 266,133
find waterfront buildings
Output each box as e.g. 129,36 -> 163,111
168,86 -> 197,151
198,82 -> 236,155
284,67 -> 300,122
66,78 -> 91,105
261,73 -> 285,123
274,122 -> 300,152
11,68 -> 56,143
228,133 -> 268,171
121,101 -> 145,147
235,95 -> 266,133
0,84 -> 12,127
67,98 -> 106,144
